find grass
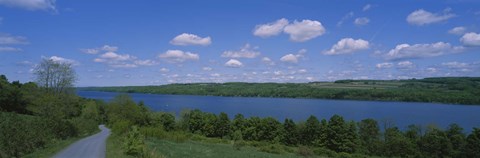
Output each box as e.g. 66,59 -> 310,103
21,137 -> 83,158
22,128 -> 101,158
106,134 -> 136,158
145,138 -> 303,158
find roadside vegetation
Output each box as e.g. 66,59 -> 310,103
104,94 -> 480,158
80,77 -> 480,105
0,59 -> 102,157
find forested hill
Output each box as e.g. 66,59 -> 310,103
79,77 -> 480,105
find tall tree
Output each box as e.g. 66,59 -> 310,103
465,128 -> 480,157
358,118 -> 381,155
327,115 -> 349,152
445,123 -> 466,157
216,112 -> 231,138
282,118 -> 298,146
34,59 -> 76,95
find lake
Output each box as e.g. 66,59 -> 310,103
78,91 -> 480,131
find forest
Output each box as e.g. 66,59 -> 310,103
80,77 -> 480,105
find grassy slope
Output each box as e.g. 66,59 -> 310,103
145,138 -> 302,158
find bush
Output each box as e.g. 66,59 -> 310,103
111,120 -> 132,135
233,140 -> 246,150
70,117 -> 98,136
123,126 -> 146,156
258,143 -> 286,154
140,126 -> 167,139
313,147 -> 337,157
297,146 -> 314,157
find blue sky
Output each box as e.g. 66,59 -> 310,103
0,0 -> 479,86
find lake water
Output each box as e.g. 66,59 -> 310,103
78,91 -> 480,131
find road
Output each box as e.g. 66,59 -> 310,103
53,125 -> 110,158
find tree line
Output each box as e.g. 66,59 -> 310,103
104,94 -> 480,158
81,77 -> 480,105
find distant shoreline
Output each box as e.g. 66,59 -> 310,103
78,77 -> 480,105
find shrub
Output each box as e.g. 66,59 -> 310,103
296,146 -> 314,157
111,120 -> 132,135
313,147 -> 337,157
70,117 -> 98,136
233,140 -> 246,150
258,143 -> 286,154
123,126 -> 145,156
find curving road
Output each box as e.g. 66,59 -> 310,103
53,125 -> 110,158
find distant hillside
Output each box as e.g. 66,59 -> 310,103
79,77 -> 480,105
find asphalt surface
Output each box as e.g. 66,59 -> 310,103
53,125 -> 110,158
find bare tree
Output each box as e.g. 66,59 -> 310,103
34,59 -> 77,95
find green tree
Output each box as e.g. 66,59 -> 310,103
464,128 -> 480,157
358,118 -> 381,155
232,113 -> 246,132
201,113 -> 217,137
34,59 -> 76,95
383,127 -> 416,157
419,127 -> 453,157
123,126 -> 145,156
282,118 -> 298,146
302,115 -> 322,146
327,115 -> 350,153
216,112 -> 231,138
445,123 -> 466,157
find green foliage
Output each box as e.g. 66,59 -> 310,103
296,146 -> 314,157
465,128 -> 480,157
283,118 -> 298,146
419,127 -> 453,157
383,127 -> 416,157
123,126 -> 146,156
358,118 -> 381,155
149,112 -> 175,131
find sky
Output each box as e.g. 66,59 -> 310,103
0,0 -> 479,86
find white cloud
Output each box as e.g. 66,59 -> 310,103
99,52 -> 134,61
460,32 -> 480,46
49,56 -> 78,65
261,57 -> 275,66
225,59 -> 243,68
0,33 -> 28,44
202,67 -> 212,71
160,68 -> 170,73
81,45 -> 118,54
0,46 -> 21,52
337,12 -> 354,26
442,61 -> 468,68
221,43 -> 260,58
101,45 -> 118,52
280,54 -> 298,63
406,9 -> 455,26
158,50 -> 199,63
397,61 -> 414,69
385,42 -> 463,60
376,62 -> 393,69
0,0 -> 56,11
354,17 -> 370,26
253,18 -> 289,38
283,19 -> 326,42
170,33 -> 211,46
280,49 -> 306,63
298,69 -> 307,73
363,4 -> 372,11
323,38 -> 369,55
134,59 -> 158,66
448,26 -> 466,35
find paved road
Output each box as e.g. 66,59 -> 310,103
53,125 -> 110,158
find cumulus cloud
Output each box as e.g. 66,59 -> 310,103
49,56 -> 78,65
170,33 -> 212,46
448,26 -> 466,35
323,38 -> 369,55
253,18 -> 289,38
202,67 -> 212,71
0,33 -> 28,45
397,61 -> 414,69
224,59 -> 243,68
283,19 -> 326,42
442,61 -> 468,68
158,50 -> 199,63
0,0 -> 56,11
385,42 -> 463,60
261,57 -> 275,66
376,62 -> 393,69
354,17 -> 370,26
280,49 -> 306,63
222,43 -> 260,58
406,9 -> 455,26
160,68 -> 170,73
460,32 -> 480,46
0,46 -> 21,52
81,45 -> 118,54
91,45 -> 157,68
